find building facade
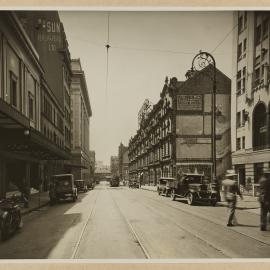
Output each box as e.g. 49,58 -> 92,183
231,11 -> 270,191
0,12 -> 70,198
70,58 -> 92,181
129,66 -> 231,185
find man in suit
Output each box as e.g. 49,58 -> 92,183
259,169 -> 270,231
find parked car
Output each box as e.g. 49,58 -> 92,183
170,173 -> 218,206
157,177 -> 175,196
75,180 -> 88,193
49,174 -> 78,204
129,180 -> 140,188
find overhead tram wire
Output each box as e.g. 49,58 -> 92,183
105,11 -> 111,117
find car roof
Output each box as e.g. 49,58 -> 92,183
52,174 -> 73,177
159,177 -> 175,180
183,173 -> 204,176
75,180 -> 84,182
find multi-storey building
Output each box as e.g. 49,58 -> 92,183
118,143 -> 129,181
129,66 -> 231,185
70,59 -> 92,180
231,11 -> 270,190
0,12 -> 69,197
15,11 -> 73,188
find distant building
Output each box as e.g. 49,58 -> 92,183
89,150 -> 96,181
118,143 -> 129,181
95,160 -> 110,181
70,59 -> 92,181
231,11 -> 270,190
110,156 -> 119,176
129,66 -> 231,185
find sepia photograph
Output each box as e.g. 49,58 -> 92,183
0,3 -> 270,263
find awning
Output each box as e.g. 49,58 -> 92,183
0,127 -> 70,160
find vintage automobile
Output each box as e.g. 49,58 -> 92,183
170,173 -> 218,206
110,176 -> 120,187
75,180 -> 88,193
49,174 -> 78,204
157,177 -> 175,196
128,180 -> 140,188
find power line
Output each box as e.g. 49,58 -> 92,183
211,23 -> 238,54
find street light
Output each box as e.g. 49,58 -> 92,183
189,51 -> 217,181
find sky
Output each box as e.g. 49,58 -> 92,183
59,11 -> 234,165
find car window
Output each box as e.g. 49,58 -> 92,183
187,176 -> 202,184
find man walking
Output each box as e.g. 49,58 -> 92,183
259,169 -> 270,231
222,171 -> 243,227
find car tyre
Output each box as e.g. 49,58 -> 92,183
187,193 -> 194,205
210,200 -> 217,207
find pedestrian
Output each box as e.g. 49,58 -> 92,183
258,169 -> 270,231
222,172 -> 243,227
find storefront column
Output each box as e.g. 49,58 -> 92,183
25,162 -> 31,200
0,159 -> 6,198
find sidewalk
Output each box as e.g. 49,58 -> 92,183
6,190 -> 50,216
140,185 -> 260,215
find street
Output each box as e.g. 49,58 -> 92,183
0,181 -> 270,259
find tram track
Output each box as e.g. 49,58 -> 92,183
140,190 -> 270,248
108,188 -> 150,259
71,189 -> 100,259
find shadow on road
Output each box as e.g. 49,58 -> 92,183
0,191 -> 91,259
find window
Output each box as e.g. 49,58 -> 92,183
263,18 -> 268,38
255,24 -> 262,45
236,138 -> 241,150
255,55 -> 260,66
255,67 -> 260,86
237,43 -> 242,60
237,80 -> 242,93
10,73 -> 17,107
28,93 -> 34,120
242,136 -> 245,149
242,110 -> 246,126
236,112 -> 241,128
244,12 -> 247,28
238,15 -> 243,33
243,38 -> 247,52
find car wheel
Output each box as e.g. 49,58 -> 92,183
210,200 -> 217,207
187,193 -> 194,205
72,195 -> 76,202
171,190 -> 176,201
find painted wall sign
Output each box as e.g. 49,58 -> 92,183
177,95 -> 203,111
37,19 -> 62,52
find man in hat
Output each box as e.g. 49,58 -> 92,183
222,171 -> 243,227
258,169 -> 270,231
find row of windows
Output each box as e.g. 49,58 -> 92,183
255,17 -> 269,46
238,11 -> 247,34
43,124 -> 64,148
64,126 -> 71,144
237,38 -> 247,61
236,66 -> 246,94
236,109 -> 247,128
43,95 -> 64,133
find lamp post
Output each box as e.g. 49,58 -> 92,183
189,51 -> 217,181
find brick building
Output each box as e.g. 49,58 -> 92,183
128,65 -> 231,185
118,143 -> 129,182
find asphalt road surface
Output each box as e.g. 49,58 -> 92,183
0,181 -> 270,259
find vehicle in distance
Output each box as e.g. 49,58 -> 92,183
49,174 -> 78,204
75,180 -> 88,193
157,177 -> 175,196
110,176 -> 120,187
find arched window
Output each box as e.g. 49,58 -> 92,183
253,102 -> 267,149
